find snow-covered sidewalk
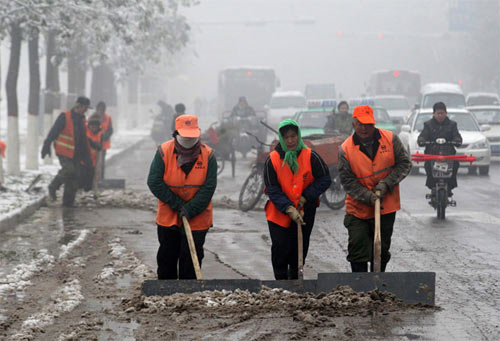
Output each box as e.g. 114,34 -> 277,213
0,128 -> 149,229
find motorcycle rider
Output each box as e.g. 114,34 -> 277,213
230,96 -> 256,118
417,102 -> 462,197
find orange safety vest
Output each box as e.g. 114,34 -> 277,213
86,124 -> 102,167
341,129 -> 400,219
101,114 -> 112,150
54,110 -> 75,159
265,147 -> 315,228
156,140 -> 213,230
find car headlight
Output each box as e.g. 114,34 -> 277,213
470,139 -> 489,149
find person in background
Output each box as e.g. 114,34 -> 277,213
41,96 -> 92,206
324,101 -> 352,135
230,96 -> 256,118
264,119 -> 331,280
0,141 -> 6,191
148,115 -> 217,279
171,103 -> 186,133
338,105 -> 411,272
94,101 -> 113,179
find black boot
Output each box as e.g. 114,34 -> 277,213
350,262 -> 368,272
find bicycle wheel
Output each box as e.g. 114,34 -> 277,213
214,151 -> 225,175
437,188 -> 446,220
321,173 -> 346,210
238,167 -> 264,212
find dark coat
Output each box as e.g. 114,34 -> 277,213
417,117 -> 462,155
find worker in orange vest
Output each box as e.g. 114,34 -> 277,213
338,105 -> 412,272
41,96 -> 92,206
94,101 -> 113,179
264,120 -> 331,280
147,114 -> 217,279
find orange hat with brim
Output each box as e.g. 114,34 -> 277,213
176,114 -> 201,138
0,141 -> 6,157
353,105 -> 376,125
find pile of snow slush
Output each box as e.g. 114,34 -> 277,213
129,286 -> 424,320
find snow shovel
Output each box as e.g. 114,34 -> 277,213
373,190 -> 382,272
96,151 -> 125,190
92,151 -> 102,199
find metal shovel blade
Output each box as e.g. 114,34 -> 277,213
316,272 -> 436,305
142,279 -> 262,296
98,179 -> 125,189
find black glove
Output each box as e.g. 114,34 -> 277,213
179,207 -> 189,221
368,191 -> 383,206
373,182 -> 389,197
41,143 -> 51,159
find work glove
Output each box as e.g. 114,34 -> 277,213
298,196 -> 307,210
373,182 -> 389,197
286,206 -> 305,226
368,191 -> 383,206
179,207 -> 189,221
41,142 -> 51,159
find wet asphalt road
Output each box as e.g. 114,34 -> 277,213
2,137 -> 499,340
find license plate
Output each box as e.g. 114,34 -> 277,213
433,162 -> 448,172
491,145 -> 500,152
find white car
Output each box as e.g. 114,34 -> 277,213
372,95 -> 411,125
466,92 -> 500,106
399,108 -> 491,175
467,105 -> 500,156
267,91 -> 306,129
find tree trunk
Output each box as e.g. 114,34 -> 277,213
6,22 -> 22,176
67,42 -> 87,107
26,28 -> 41,170
91,64 -> 117,106
43,30 -> 61,165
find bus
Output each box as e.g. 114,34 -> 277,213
367,70 -> 421,105
217,66 -> 278,115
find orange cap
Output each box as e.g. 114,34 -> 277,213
353,105 -> 376,125
175,114 -> 201,138
0,141 -> 6,158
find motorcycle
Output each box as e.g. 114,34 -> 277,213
412,138 -> 475,220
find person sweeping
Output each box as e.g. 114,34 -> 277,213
264,119 -> 331,280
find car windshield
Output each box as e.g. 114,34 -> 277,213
414,112 -> 479,132
373,98 -> 410,110
467,96 -> 500,106
270,96 -> 306,109
373,108 -> 391,122
470,109 -> 500,124
296,112 -> 328,128
422,93 -> 466,109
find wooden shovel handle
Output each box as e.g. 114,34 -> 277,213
373,190 -> 382,272
182,216 -> 203,280
297,218 -> 304,281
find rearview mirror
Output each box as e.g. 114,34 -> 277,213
480,124 -> 491,132
400,125 -> 411,133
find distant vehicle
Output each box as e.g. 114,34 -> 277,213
217,66 -> 279,114
372,106 -> 397,133
367,69 -> 421,105
466,92 -> 500,106
293,109 -> 331,137
304,83 -> 337,100
372,95 -> 411,125
399,108 -> 491,175
467,105 -> 500,156
267,91 -> 306,129
418,83 -> 466,110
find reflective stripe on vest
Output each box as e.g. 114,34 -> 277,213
265,148 -> 314,228
101,114 -> 111,150
54,110 -> 75,159
342,129 -> 401,219
156,140 -> 213,230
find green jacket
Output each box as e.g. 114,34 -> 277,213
147,145 -> 217,224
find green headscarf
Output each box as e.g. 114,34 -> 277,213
278,119 -> 306,173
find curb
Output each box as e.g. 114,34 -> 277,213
0,136 -> 149,231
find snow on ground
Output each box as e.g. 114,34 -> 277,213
0,127 -> 149,227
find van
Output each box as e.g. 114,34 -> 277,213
417,83 -> 466,110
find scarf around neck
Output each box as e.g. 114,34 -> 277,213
278,119 -> 306,173
174,138 -> 201,167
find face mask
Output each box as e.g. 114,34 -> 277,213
176,135 -> 199,149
